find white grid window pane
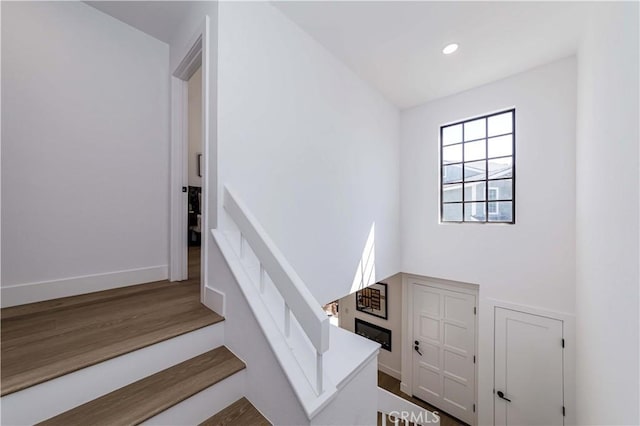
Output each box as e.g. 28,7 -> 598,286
488,135 -> 513,158
466,181 -> 486,202
442,203 -> 463,222
489,179 -> 512,200
443,144 -> 463,163
443,184 -> 463,202
488,157 -> 512,178
464,118 -> 486,141
488,111 -> 513,137
464,202 -> 486,222
442,124 -> 462,145
487,202 -> 513,222
464,160 -> 486,182
464,140 -> 486,162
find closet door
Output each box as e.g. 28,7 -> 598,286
494,308 -> 564,426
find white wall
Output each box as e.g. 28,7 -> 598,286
168,2 -> 400,421
1,2 -> 170,306
400,57 -> 577,425
576,3 -> 639,425
188,66 -> 202,187
339,273 -> 403,379
216,2 -> 401,305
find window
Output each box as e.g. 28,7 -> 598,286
488,188 -> 499,214
440,109 -> 515,223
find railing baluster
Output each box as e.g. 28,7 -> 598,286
284,303 -> 291,337
316,351 -> 323,395
224,186 -> 331,399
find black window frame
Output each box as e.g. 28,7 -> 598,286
440,108 -> 516,224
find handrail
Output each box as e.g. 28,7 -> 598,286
223,186 -> 330,394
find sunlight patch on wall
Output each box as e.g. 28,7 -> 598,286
350,223 -> 376,294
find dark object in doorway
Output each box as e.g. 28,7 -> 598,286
188,186 -> 202,246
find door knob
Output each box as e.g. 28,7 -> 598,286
496,390 -> 511,402
414,345 -> 423,356
414,340 -> 419,345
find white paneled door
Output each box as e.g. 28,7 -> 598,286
494,308 -> 564,426
412,283 -> 476,425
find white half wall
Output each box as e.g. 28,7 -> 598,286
1,2 -> 170,306
206,237 -> 309,425
216,2 -> 401,305
576,3 -> 639,425
400,57 -> 577,425
310,355 -> 378,426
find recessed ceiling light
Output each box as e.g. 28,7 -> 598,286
442,43 -> 459,55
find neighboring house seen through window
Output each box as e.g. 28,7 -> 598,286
488,188 -> 499,214
440,109 -> 515,223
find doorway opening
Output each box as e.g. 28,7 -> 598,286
169,17 -> 213,300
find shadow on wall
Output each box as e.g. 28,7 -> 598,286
350,223 -> 376,294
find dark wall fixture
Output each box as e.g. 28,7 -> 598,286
355,318 -> 392,351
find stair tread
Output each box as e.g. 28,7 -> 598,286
200,397 -> 271,426
1,280 -> 178,320
38,346 -> 246,426
1,280 -> 223,396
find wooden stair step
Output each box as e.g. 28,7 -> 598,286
38,346 -> 246,426
200,397 -> 271,426
1,281 -> 223,396
2,282 -> 202,343
0,280 -> 177,321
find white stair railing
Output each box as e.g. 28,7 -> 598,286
220,185 -> 330,395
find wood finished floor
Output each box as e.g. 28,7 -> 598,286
378,371 -> 467,426
0,247 -> 221,396
199,397 -> 271,426
39,346 -> 245,426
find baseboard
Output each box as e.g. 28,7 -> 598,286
1,265 -> 168,308
378,363 -> 401,380
203,285 -> 225,316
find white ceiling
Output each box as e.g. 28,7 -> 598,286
85,1 -> 590,109
273,1 -> 591,109
85,1 -> 194,44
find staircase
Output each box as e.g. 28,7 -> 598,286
1,186 -> 438,425
0,279 -> 271,425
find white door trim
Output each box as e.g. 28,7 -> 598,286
484,298 -> 576,426
169,16 -> 214,294
401,274 -> 479,425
